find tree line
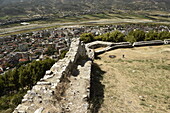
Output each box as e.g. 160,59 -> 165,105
80,30 -> 170,43
0,58 -> 55,112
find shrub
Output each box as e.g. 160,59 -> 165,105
145,31 -> 158,41
109,31 -> 125,42
125,35 -> 136,43
80,33 -> 94,43
59,50 -> 68,59
128,30 -> 145,41
158,31 -> 170,40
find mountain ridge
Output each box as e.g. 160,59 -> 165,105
1,0 -> 170,11
0,0 -> 170,24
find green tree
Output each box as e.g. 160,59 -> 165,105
80,33 -> 94,43
158,31 -> 170,40
18,66 -> 28,89
59,50 -> 68,59
3,73 -> 10,91
145,31 -> 158,41
0,58 -> 55,112
109,31 -> 125,42
125,35 -> 136,43
8,69 -> 19,91
101,32 -> 110,41
128,30 -> 145,41
94,35 -> 103,41
0,76 -> 5,96
11,92 -> 24,105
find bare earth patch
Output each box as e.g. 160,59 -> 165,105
94,45 -> 170,113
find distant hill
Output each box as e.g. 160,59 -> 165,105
1,0 -> 170,10
0,0 -> 170,23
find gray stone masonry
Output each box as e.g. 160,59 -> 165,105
13,38 -> 94,113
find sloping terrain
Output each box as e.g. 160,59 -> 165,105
0,0 -> 170,20
93,45 -> 170,113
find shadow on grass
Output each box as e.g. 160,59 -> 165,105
89,63 -> 105,113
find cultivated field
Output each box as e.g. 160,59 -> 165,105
92,45 -> 170,113
1,11 -> 170,37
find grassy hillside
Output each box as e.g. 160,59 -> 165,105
93,45 -> 170,113
0,0 -> 170,23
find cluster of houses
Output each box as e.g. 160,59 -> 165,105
114,24 -> 170,34
0,24 -> 169,73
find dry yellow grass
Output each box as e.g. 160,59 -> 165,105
93,45 -> 170,113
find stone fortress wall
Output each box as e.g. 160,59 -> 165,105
13,38 -> 170,113
13,38 -> 94,113
86,39 -> 170,55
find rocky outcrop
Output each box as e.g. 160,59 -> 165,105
13,38 -> 93,113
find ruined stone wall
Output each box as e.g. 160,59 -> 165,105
164,39 -> 170,44
86,41 -> 132,55
86,40 -> 170,55
14,38 -> 169,113
13,38 -> 93,113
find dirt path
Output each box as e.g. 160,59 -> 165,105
60,60 -> 91,113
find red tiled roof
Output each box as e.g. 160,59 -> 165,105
19,59 -> 28,62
